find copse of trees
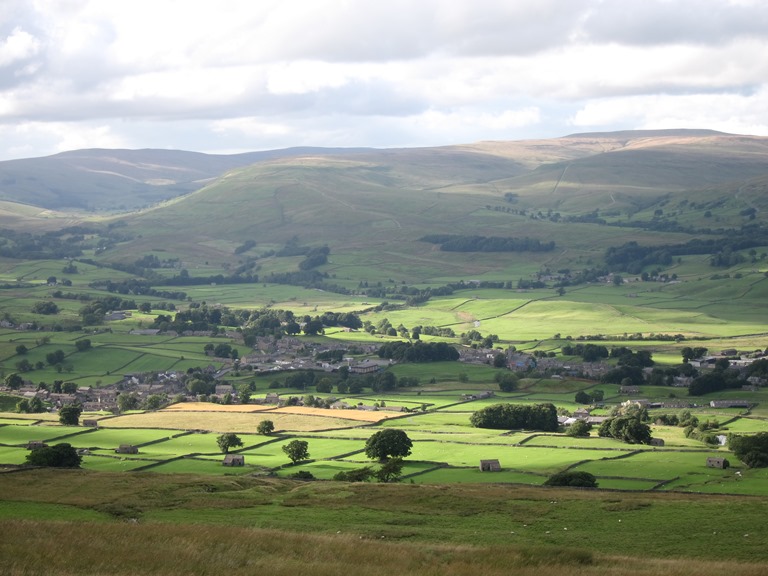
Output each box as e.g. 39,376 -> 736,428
420,234 -> 556,253
25,443 -> 82,468
688,370 -> 746,396
729,433 -> 768,468
377,341 -> 459,362
470,403 -> 558,431
544,470 -> 598,488
561,343 -> 609,362
597,416 -> 652,444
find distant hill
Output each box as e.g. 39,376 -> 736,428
0,146 -> 371,210
2,129 -> 768,282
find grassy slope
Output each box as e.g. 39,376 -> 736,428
0,470 -> 767,576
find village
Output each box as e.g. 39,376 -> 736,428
6,328 -> 766,421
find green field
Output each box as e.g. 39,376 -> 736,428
1,134 -> 768,575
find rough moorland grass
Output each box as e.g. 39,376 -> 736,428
4,519 -> 765,576
1,470 -> 768,573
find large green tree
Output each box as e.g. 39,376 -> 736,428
257,420 -> 274,435
216,433 -> 243,454
282,440 -> 310,464
4,373 -> 23,390
364,429 -> 412,462
58,404 -> 82,426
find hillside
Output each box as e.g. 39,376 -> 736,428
0,146 -> 371,211
0,129 -> 766,286
78,130 -> 765,280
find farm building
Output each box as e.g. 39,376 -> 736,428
116,444 -> 139,454
26,441 -> 47,450
82,419 -> 98,427
709,400 -> 751,408
479,459 -> 501,472
649,438 -> 665,447
349,360 -> 381,374
706,457 -> 729,469
223,454 -> 245,466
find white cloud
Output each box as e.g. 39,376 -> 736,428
0,0 -> 767,159
0,27 -> 40,66
570,89 -> 768,136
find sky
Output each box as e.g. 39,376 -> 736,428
1,0 -> 767,160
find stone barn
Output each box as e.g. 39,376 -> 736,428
479,459 -> 501,472
116,444 -> 139,454
82,419 -> 98,427
706,457 -> 729,469
26,441 -> 48,450
649,438 -> 665,447
223,454 -> 245,466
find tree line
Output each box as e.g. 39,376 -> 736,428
420,234 -> 556,253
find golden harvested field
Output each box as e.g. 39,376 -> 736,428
164,402 -> 274,413
100,410 -> 373,434
160,402 -> 402,421
272,406 -> 402,422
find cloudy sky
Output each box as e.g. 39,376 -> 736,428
1,0 -> 767,160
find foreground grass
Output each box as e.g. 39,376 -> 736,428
1,469 -> 767,576
1,520 -> 767,576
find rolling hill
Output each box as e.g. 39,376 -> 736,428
0,129 -> 767,286
0,146 -> 371,211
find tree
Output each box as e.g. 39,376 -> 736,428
117,392 -> 140,413
143,394 -> 166,410
4,373 -> 23,390
364,429 -> 412,462
257,420 -> 275,435
315,378 -> 333,393
375,456 -> 404,483
217,433 -> 243,454
575,390 -> 592,404
566,420 -> 592,437
333,466 -> 374,482
18,396 -> 45,414
15,359 -> 32,373
75,339 -> 92,352
32,301 -> 59,315
46,349 -> 66,366
496,373 -> 518,392
58,403 -> 82,426
493,352 -> 507,368
25,443 -> 81,468
282,439 -> 310,464
15,344 -> 28,355
544,471 -> 598,488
